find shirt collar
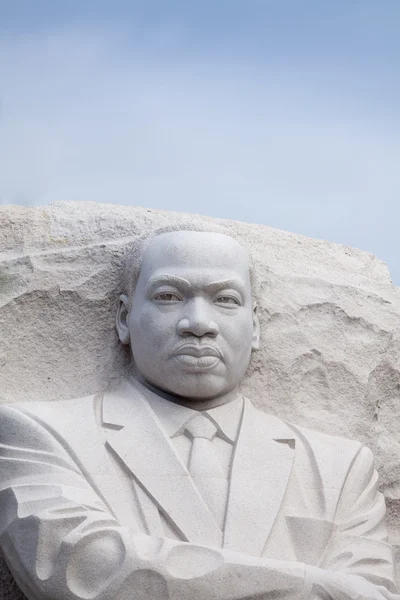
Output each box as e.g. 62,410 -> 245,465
140,383 -> 243,443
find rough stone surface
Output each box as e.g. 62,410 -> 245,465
1,201 -> 400,594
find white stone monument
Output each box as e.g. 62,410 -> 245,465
0,202 -> 399,599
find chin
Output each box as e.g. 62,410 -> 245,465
163,374 -> 232,401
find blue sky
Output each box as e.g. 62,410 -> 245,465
1,1 -> 399,282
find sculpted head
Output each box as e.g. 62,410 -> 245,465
117,230 -> 260,400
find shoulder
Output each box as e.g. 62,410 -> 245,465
0,394 -> 100,444
289,420 -> 364,455
0,394 -> 98,419
251,402 -> 362,454
251,402 -> 371,475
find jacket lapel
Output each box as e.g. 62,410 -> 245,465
102,380 -> 222,547
21,396 -> 137,529
223,398 -> 295,556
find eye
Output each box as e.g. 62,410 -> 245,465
153,292 -> 182,303
215,296 -> 240,307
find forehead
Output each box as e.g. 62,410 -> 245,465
140,231 -> 251,280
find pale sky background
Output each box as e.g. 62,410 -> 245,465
1,1 -> 399,283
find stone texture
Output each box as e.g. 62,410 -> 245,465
1,201 -> 400,593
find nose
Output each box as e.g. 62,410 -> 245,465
177,298 -> 219,338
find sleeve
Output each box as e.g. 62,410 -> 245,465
0,404 -> 147,599
315,444 -> 399,594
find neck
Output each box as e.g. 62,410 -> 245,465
133,373 -> 241,411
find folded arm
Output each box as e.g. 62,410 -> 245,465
0,406 -> 398,600
304,444 -> 399,599
0,405 -> 306,600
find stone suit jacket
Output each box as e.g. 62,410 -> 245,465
0,379 -> 397,599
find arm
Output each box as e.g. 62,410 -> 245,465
303,444 -> 399,599
0,405 -> 307,600
166,443 -> 400,600
1,406 -> 397,600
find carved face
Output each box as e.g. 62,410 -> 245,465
117,231 -> 259,400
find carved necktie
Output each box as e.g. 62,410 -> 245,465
185,413 -> 228,530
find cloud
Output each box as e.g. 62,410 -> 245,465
0,25 -> 399,283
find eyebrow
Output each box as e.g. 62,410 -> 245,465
146,274 -> 192,294
205,279 -> 247,296
146,274 -> 246,297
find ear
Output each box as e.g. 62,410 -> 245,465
251,302 -> 260,350
116,294 -> 131,345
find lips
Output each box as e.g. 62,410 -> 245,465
172,344 -> 222,359
171,344 -> 222,371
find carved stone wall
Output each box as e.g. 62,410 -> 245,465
1,201 -> 399,593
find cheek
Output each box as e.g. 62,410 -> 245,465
221,312 -> 254,345
130,306 -> 177,343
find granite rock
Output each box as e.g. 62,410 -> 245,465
1,201 -> 399,592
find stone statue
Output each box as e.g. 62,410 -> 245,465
0,229 -> 398,600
